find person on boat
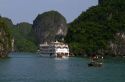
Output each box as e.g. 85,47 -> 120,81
91,53 -> 98,62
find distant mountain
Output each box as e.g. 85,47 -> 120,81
65,0 -> 125,56
33,11 -> 68,43
0,16 -> 38,52
12,22 -> 38,52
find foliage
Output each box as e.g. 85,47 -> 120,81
65,0 -> 125,56
12,22 -> 38,52
0,17 -> 38,52
16,39 -> 37,52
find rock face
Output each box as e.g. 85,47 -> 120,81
0,20 -> 12,57
32,11 -> 67,43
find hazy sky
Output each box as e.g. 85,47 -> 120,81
0,0 -> 98,24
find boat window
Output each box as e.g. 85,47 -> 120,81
63,47 -> 68,48
41,46 -> 49,48
56,47 -> 61,48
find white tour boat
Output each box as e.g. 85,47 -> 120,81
39,41 -> 69,58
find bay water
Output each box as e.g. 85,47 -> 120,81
0,52 -> 125,82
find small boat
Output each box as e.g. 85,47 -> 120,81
88,55 -> 103,67
88,61 -> 103,67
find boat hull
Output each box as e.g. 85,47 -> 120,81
88,62 -> 103,67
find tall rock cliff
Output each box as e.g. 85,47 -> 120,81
0,18 -> 12,57
32,11 -> 67,43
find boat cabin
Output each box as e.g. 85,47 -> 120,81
39,41 -> 69,58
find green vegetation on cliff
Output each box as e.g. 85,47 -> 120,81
0,17 -> 38,52
0,17 -> 12,57
12,22 -> 38,52
66,0 -> 125,56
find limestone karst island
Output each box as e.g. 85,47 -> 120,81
0,0 -> 125,82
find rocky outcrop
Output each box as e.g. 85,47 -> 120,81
0,20 -> 12,57
32,11 -> 68,43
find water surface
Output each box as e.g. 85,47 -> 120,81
0,52 -> 125,82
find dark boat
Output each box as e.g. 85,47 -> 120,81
88,55 -> 103,67
88,61 -> 103,67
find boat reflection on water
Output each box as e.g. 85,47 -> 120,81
54,56 -> 69,60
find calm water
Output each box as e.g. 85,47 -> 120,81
0,52 -> 125,82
